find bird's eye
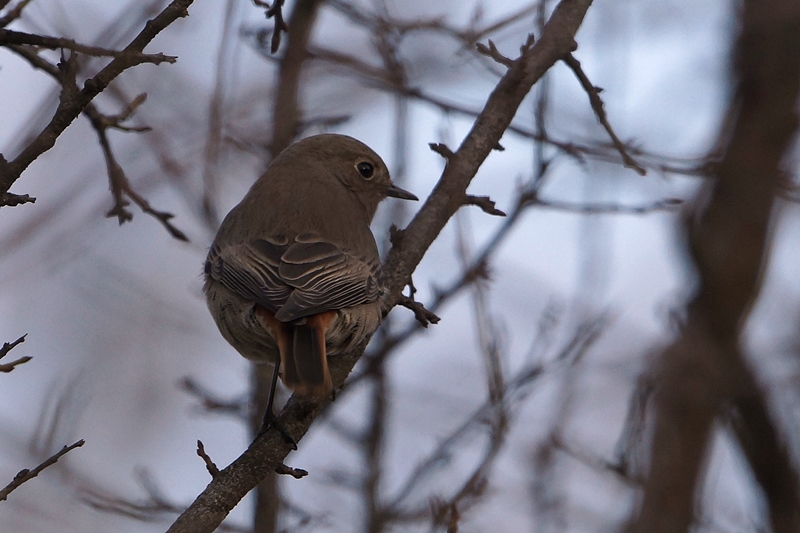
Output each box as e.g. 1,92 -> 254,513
356,161 -> 375,179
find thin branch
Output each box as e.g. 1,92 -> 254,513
0,191 -> 36,206
563,53 -> 647,175
7,44 -> 187,240
429,142 -> 455,159
0,0 -> 194,201
200,0 -> 238,231
0,333 -> 27,359
328,0 -> 539,46
383,313 -> 609,520
0,29 -> 176,63
363,364 -> 387,533
527,195 -> 683,215
85,101 -> 189,241
196,441 -> 220,478
274,464 -> 308,479
396,295 -> 441,326
476,39 -> 513,67
381,0 -> 591,306
0,440 -> 84,502
0,0 -> 33,28
0,333 -> 31,372
254,0 -> 288,53
464,194 -> 507,216
248,33 -> 708,177
0,356 -> 32,373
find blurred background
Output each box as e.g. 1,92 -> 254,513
1,0 -> 798,531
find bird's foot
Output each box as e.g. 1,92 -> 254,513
256,409 -> 298,450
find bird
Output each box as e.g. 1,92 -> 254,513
203,134 -> 417,430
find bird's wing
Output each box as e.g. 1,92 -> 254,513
274,233 -> 382,322
205,233 -> 382,321
204,235 -> 293,312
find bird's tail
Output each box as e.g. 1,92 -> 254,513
257,307 -> 334,397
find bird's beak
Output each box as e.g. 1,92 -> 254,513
385,183 -> 418,201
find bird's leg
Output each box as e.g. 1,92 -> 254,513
255,359 -> 297,449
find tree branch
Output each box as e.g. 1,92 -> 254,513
0,29 -> 176,63
0,440 -> 84,502
0,333 -> 31,372
0,0 -> 194,202
381,0 -> 593,306
563,52 -> 646,175
0,0 -> 32,28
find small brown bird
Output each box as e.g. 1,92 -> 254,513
204,134 -> 417,409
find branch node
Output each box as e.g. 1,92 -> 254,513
563,53 -> 647,176
464,195 -> 507,217
0,334 -> 27,360
196,440 -> 220,478
255,0 -> 288,54
429,142 -> 455,160
0,439 -> 84,502
397,295 -> 441,327
275,463 -> 308,479
0,192 -> 36,207
475,39 -> 514,67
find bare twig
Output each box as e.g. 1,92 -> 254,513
328,0 -> 539,47
464,195 -> 507,216
86,103 -> 189,241
0,0 -> 194,203
396,294 -> 441,327
429,142 -> 455,159
196,441 -> 220,478
0,440 -> 84,502
248,32 -> 708,178
475,39 -> 513,67
200,0 -> 238,231
382,314 -> 609,522
0,191 -> 36,206
527,195 -> 683,214
0,29 -> 177,63
563,53 -> 647,175
268,0 -> 325,156
274,464 -> 308,479
0,333 -> 27,359
0,0 -> 33,28
0,334 -> 31,372
83,469 -> 250,532
0,355 -> 32,373
254,0 -> 288,53
6,45 -> 187,240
